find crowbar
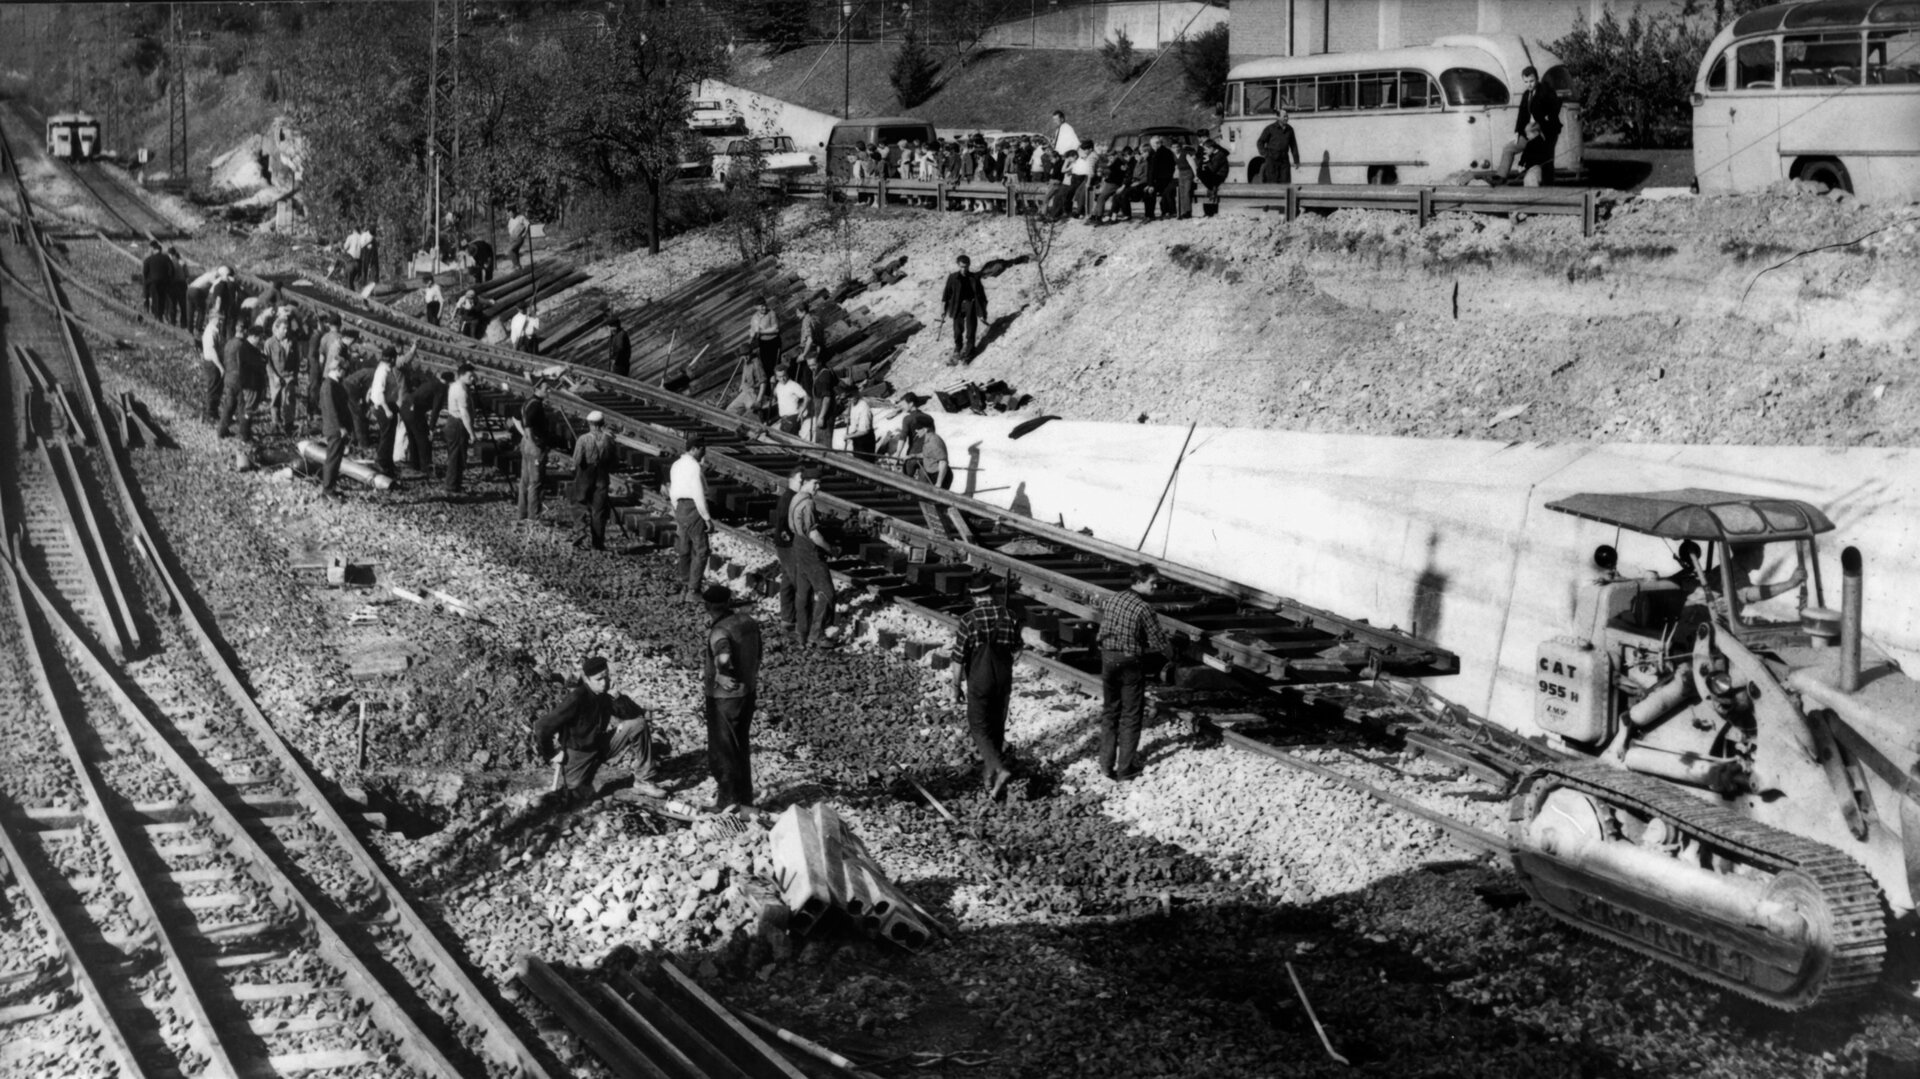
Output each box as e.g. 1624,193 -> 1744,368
1286,961 -> 1349,1066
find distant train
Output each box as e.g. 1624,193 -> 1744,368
47,113 -> 100,161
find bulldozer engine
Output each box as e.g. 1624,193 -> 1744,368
1536,637 -> 1611,743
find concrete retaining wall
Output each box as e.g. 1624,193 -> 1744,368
982,2 -> 1228,51
907,414 -> 1920,735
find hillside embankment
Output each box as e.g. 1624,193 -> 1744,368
579,184 -> 1920,447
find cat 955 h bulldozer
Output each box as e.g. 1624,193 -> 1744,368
1509,489 -> 1920,1010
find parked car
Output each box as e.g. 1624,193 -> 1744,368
823,116 -> 938,180
689,99 -> 744,132
712,135 -> 818,186
1106,126 -> 1206,155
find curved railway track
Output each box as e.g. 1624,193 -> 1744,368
1,126 -> 556,1079
63,160 -> 179,241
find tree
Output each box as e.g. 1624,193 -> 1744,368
936,0 -> 1015,68
1550,6 -> 1715,148
1175,24 -> 1229,112
544,3 -> 728,254
890,29 -> 939,108
1099,27 -> 1138,83
725,0 -> 816,53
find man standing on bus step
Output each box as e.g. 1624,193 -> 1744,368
788,467 -> 838,649
1256,107 -> 1301,184
141,240 -> 172,322
670,435 -> 714,602
1494,66 -> 1561,185
942,254 -> 989,363
953,576 -> 1023,799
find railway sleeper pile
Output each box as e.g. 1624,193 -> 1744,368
770,803 -> 942,951
543,255 -> 924,404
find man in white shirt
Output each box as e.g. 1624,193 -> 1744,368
342,228 -> 369,289
845,393 -> 875,457
420,275 -> 444,326
669,436 -> 714,602
368,345 -> 401,476
507,207 -> 530,268
444,364 -> 475,495
1051,110 -> 1079,157
509,303 -> 541,354
772,365 -> 809,435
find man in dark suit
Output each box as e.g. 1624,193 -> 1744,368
141,240 -> 172,322
607,312 -> 631,378
1494,66 -> 1562,185
1256,107 -> 1300,184
1141,135 -> 1179,221
941,254 -> 988,363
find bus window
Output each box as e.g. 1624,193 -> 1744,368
1399,71 -> 1436,108
1737,38 -> 1778,88
1439,68 -> 1508,106
1866,29 -> 1920,83
1227,82 -> 1244,116
1246,80 -> 1277,115
1357,72 -> 1397,109
1278,76 -> 1315,111
1318,73 -> 1357,111
1784,33 -> 1864,85
1707,51 -> 1730,90
1541,65 -> 1576,96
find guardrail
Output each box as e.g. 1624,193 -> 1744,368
780,175 -> 1603,236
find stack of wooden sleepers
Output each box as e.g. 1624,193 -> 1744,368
543,256 -> 924,403
472,258 -> 590,324
769,803 -> 945,951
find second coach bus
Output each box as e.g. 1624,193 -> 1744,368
1692,0 -> 1920,202
1221,34 -> 1582,186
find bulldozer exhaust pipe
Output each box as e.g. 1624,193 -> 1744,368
1840,547 -> 1862,693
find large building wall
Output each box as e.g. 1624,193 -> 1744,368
982,1 -> 1230,50
1232,0 -> 1690,64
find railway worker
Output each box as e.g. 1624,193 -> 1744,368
725,344 -> 766,418
317,342 -> 353,501
199,310 -> 226,422
211,267 -> 242,340
810,364 -> 841,448
342,228 -> 369,290
444,364 -> 476,496
464,235 -> 495,284
749,298 -> 782,386
845,390 -> 876,458
340,357 -> 377,453
420,274 -> 444,327
941,255 -> 989,363
918,424 -> 953,490
185,264 -> 219,334
769,468 -> 802,633
507,207 -> 530,269
570,411 -> 617,551
669,435 -> 715,603
509,303 -> 541,354
1256,106 -> 1301,185
453,288 -> 482,340
787,467 -> 839,649
1093,564 -> 1176,781
265,314 -> 300,435
798,298 -> 827,375
701,584 -> 763,812
402,366 -> 443,476
358,228 -> 380,288
141,240 -> 172,322
607,311 -> 631,379
953,576 -> 1023,799
513,377 -> 554,520
310,316 -> 345,431
368,345 -> 405,476
216,324 -> 269,441
166,247 -> 189,328
529,656 -> 668,808
772,364 -> 809,436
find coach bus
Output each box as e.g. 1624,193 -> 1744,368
1692,0 -> 1920,202
46,113 -> 101,161
1220,34 -> 1582,186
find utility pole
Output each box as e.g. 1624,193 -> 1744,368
843,1 -> 852,118
166,4 -> 188,190
427,0 -> 461,276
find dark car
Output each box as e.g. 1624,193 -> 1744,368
1106,126 -> 1206,155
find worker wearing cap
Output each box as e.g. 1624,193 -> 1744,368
216,324 -> 269,442
669,435 -> 713,602
769,468 -> 802,632
701,584 -> 763,812
954,576 -> 1023,798
788,467 -> 838,648
514,378 -> 553,521
571,411 -> 616,550
940,254 -> 989,362
528,655 -> 667,808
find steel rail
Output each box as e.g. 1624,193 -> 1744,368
65,159 -> 177,240
2,124 -> 561,1079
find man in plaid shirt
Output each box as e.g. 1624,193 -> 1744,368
954,576 -> 1023,799
1096,564 -> 1175,780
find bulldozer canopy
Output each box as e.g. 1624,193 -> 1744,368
1546,489 -> 1834,541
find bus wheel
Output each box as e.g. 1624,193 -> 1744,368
1794,157 -> 1852,195
1367,166 -> 1399,186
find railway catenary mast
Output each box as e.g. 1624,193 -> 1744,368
427,0 -> 461,268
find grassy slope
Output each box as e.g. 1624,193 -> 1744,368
726,42 -> 1213,141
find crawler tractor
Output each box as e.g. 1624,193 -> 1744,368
1509,489 -> 1920,1009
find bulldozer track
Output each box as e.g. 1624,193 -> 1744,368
1511,759 -> 1886,1010
0,125 -> 557,1079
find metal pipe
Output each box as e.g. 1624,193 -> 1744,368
295,439 -> 395,490
1840,546 -> 1862,692
1625,673 -> 1692,729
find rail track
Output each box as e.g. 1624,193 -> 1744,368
0,124 -> 556,1079
63,160 -> 180,241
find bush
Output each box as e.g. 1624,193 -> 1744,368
1550,6 -> 1714,148
1100,28 -> 1138,83
890,29 -> 939,108
570,183 -> 730,248
1175,24 -> 1229,112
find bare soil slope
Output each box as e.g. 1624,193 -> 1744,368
585,185 -> 1920,447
